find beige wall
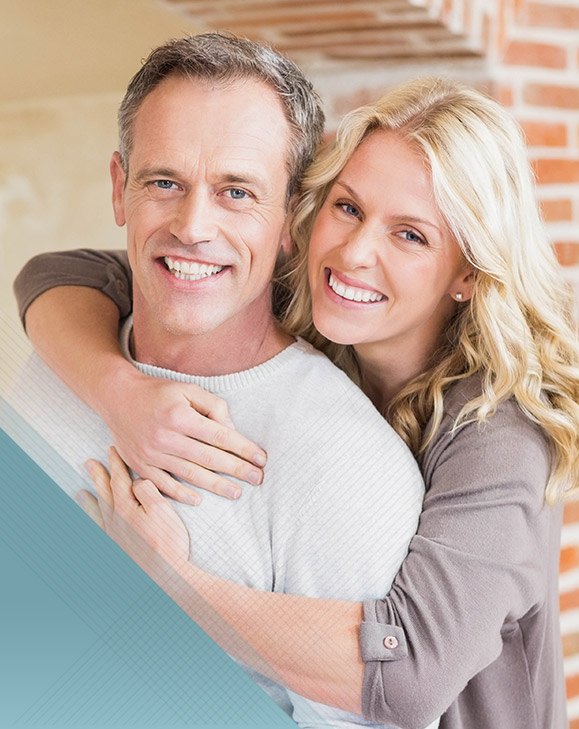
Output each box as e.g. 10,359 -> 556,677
0,94 -> 123,322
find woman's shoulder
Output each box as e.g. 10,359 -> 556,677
421,375 -> 552,499
439,374 -> 544,436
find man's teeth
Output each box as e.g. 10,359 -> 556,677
164,257 -> 224,281
328,273 -> 385,303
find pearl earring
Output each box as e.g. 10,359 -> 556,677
455,292 -> 463,301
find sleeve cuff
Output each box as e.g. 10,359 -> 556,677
360,600 -> 408,662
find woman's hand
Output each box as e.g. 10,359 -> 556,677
103,368 -> 268,505
80,448 -> 190,572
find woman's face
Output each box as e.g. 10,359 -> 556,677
308,130 -> 472,367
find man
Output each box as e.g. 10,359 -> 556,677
11,34 -> 427,728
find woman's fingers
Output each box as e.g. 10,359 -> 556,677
107,447 -> 141,517
157,455 -> 245,500
139,466 -> 202,506
181,413 -> 267,470
85,458 -> 114,508
162,434 -> 264,487
185,386 -> 236,429
132,478 -> 164,509
77,489 -> 105,529
132,479 -> 191,565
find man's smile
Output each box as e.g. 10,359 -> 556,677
163,256 -> 226,282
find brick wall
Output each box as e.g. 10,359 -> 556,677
493,6 -> 579,724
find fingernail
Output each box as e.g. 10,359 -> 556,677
227,486 -> 242,500
248,468 -> 263,486
84,460 -> 95,475
188,494 -> 202,506
253,452 -> 267,468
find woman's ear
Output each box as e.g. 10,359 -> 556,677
449,268 -> 475,302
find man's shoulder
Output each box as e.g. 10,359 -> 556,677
282,337 -> 368,404
7,353 -> 109,450
277,340 -> 419,468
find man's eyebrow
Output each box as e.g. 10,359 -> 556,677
220,172 -> 267,190
133,167 -> 267,191
134,167 -> 180,183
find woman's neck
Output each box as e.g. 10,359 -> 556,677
355,338 -> 437,413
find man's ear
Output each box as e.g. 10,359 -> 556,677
110,152 -> 127,227
280,195 -> 297,256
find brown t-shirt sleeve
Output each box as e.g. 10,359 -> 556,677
359,386 -> 555,728
13,248 -> 133,326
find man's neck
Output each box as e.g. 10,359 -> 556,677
132,308 -> 294,377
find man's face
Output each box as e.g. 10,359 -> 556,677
111,74 -> 293,342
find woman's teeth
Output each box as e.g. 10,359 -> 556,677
328,273 -> 385,303
164,257 -> 224,281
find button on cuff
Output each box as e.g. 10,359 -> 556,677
360,622 -> 407,662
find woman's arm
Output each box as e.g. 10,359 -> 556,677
14,250 -> 267,502
84,394 -> 555,729
83,449 -> 365,714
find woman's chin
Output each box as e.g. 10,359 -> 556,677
312,313 -> 361,346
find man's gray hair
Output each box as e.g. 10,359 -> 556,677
118,32 -> 325,199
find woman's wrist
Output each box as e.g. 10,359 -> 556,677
87,353 -> 142,423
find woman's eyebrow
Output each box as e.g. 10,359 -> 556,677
336,179 -> 442,234
334,180 -> 359,198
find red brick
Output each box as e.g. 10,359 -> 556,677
564,499 -> 579,524
524,83 -> 579,110
560,545 -> 579,571
481,11 -> 493,54
561,588 -> 579,612
504,40 -> 567,69
521,120 -> 567,147
554,242 -> 579,267
567,673 -> 579,699
493,83 -> 514,107
541,199 -> 573,222
563,632 -> 579,658
527,2 -> 579,29
533,159 -> 579,184
497,0 -> 507,51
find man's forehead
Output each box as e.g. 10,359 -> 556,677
133,74 -> 290,134
129,76 -> 292,190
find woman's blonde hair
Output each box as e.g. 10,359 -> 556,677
280,76 -> 579,503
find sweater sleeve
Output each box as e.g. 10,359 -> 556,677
360,395 -> 553,729
13,248 -> 133,326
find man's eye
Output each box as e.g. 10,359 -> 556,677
153,180 -> 177,190
227,188 -> 249,200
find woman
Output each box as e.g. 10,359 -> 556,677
15,78 -> 579,728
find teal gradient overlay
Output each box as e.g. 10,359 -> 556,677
0,426 -> 297,727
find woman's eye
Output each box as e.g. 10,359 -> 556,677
397,229 -> 427,245
336,202 -> 361,219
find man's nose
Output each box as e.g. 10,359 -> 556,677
169,189 -> 219,245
